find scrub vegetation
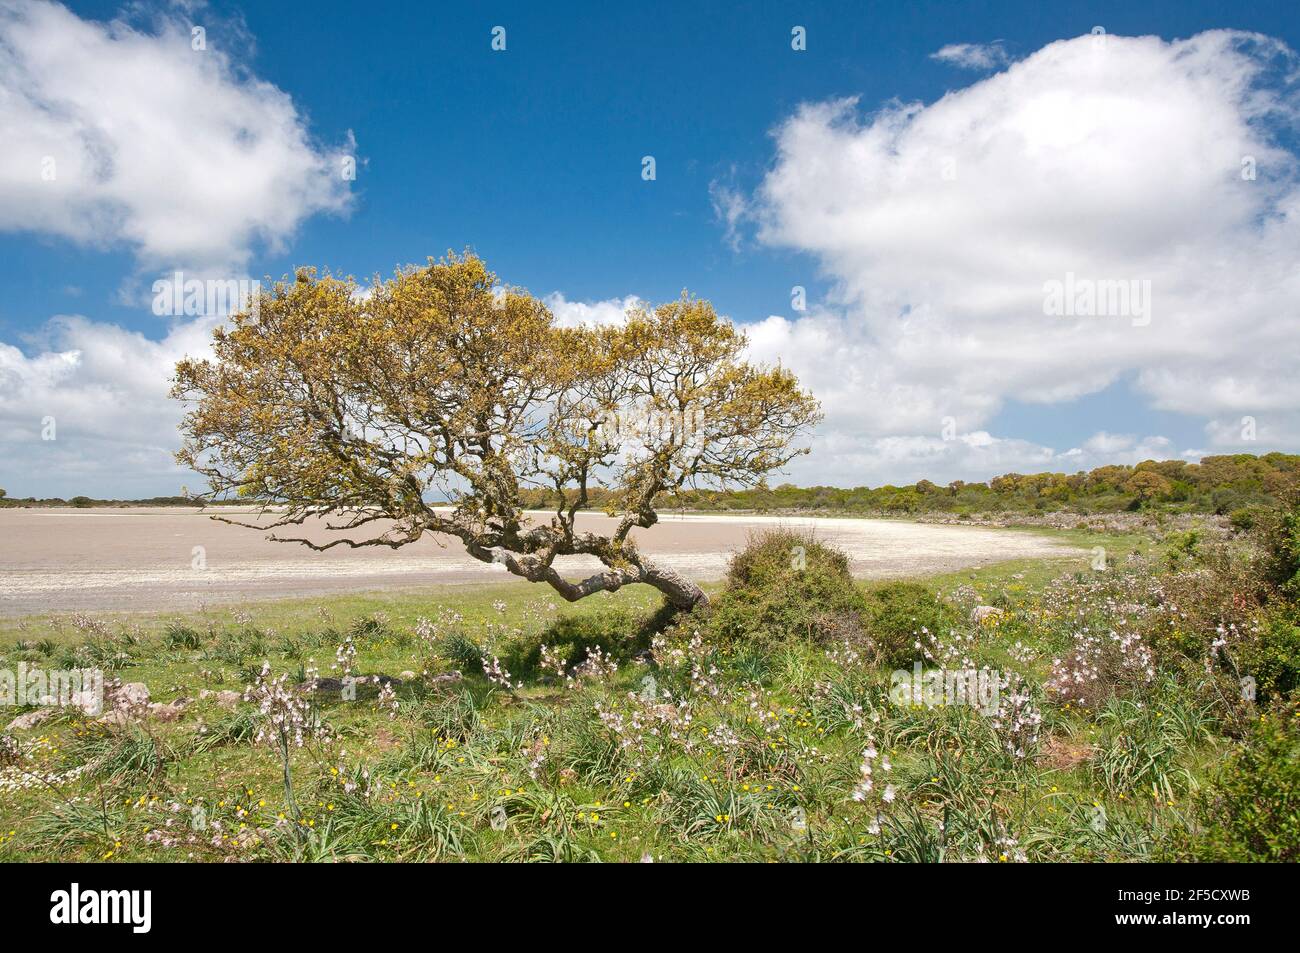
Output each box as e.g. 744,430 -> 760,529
3,494 -> 1296,863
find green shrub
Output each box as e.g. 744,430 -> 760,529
1239,609 -> 1300,703
1146,539 -> 1267,672
505,603 -> 674,679
862,581 -> 954,668
1163,529 -> 1201,570
1228,505 -> 1267,533
417,689 -> 483,742
1181,701 -> 1300,861
347,614 -> 393,642
71,725 -> 172,784
162,622 -> 203,650
704,529 -> 868,649
1091,689 -> 1208,799
191,706 -> 258,753
1258,490 -> 1300,601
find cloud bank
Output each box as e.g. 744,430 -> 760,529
0,315 -> 217,497
0,0 -> 354,496
0,0 -> 354,273
743,29 -> 1300,485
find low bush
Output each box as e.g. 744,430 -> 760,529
1228,505 -> 1268,533
1180,701 -> 1300,862
862,581 -> 955,669
70,725 -> 172,785
1090,688 -> 1209,800
1238,609 -> 1300,703
437,631 -> 484,671
504,602 -> 675,680
1257,490 -> 1300,601
162,623 -> 203,650
703,529 -> 868,649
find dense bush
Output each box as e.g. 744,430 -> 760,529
1257,489 -> 1300,600
861,581 -> 955,668
1149,545 -> 1266,666
703,529 -> 868,649
1214,493 -> 1300,702
699,531 -> 956,665
1228,505 -> 1268,533
1181,701 -> 1300,862
1239,610 -> 1300,704
505,603 -> 674,679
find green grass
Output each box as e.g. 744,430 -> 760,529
920,525 -> 1156,594
0,522 -> 1262,863
0,580 -> 672,647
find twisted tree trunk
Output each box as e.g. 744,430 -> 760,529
638,556 -> 709,610
469,541 -> 707,610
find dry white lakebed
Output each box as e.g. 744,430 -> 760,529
0,507 -> 1083,616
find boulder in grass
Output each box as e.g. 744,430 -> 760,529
110,682 -> 151,709
970,605 -> 1005,624
298,673 -> 407,694
199,689 -> 242,709
69,689 -> 105,716
297,676 -> 346,694
7,708 -> 57,731
148,699 -> 189,722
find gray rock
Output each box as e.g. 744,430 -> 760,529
298,673 -> 407,694
199,689 -> 241,709
110,682 -> 151,708
69,689 -> 105,715
148,699 -> 188,722
297,676 -> 346,693
7,708 -> 57,731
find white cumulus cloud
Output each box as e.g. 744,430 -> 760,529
543,292 -> 644,328
744,29 -> 1300,485
0,0 -> 355,273
0,315 -> 216,497
0,0 -> 357,497
930,41 -> 1011,71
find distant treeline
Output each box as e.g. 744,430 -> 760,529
0,494 -> 244,508
521,453 -> 1300,517
4,453 -> 1297,517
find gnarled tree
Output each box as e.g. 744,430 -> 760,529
173,253 -> 821,609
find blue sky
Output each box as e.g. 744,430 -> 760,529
2,0 -> 1299,496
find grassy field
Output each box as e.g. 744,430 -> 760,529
1,520 -> 1295,863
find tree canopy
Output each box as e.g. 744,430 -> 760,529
173,253 -> 821,608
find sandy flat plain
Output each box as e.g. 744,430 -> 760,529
0,507 -> 1082,616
